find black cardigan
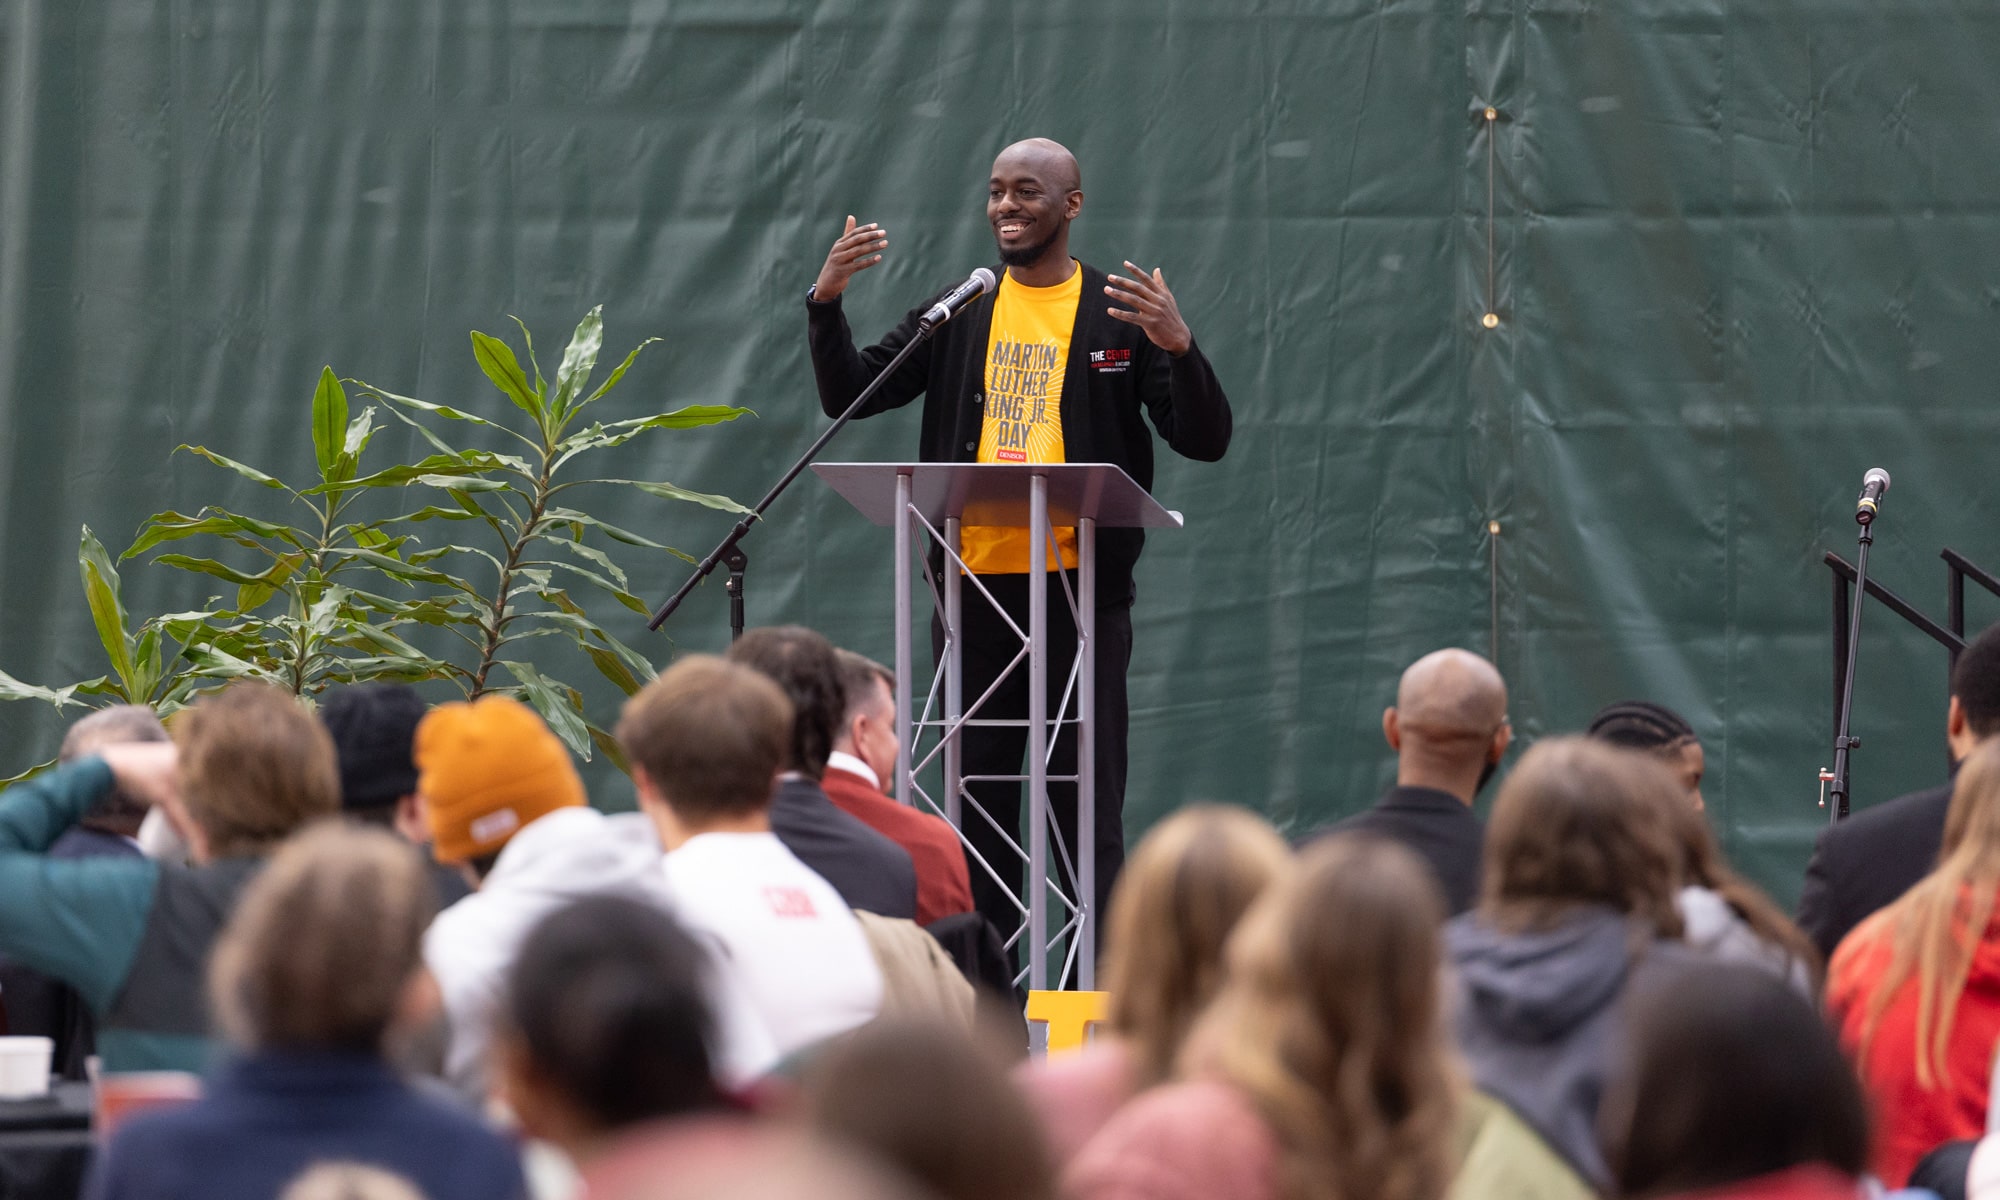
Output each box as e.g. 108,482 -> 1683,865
806,261 -> 1233,604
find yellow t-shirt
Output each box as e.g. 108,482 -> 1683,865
960,264 -> 1083,575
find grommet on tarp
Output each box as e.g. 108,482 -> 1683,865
1482,312 -> 1500,329
1485,106 -> 1498,122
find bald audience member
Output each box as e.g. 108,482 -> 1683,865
1306,648 -> 1510,914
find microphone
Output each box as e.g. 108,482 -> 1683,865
1855,467 -> 1891,525
917,268 -> 997,332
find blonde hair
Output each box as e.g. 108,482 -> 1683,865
1860,740 -> 2000,1086
1480,737 -> 1684,938
1192,836 -> 1459,1200
176,681 -> 341,858
1102,805 -> 1293,1086
209,823 -> 436,1051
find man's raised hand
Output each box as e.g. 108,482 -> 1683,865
812,215 -> 889,302
1105,262 -> 1192,356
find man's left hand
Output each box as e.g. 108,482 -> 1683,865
1105,262 -> 1192,356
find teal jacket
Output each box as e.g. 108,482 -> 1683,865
0,759 -> 261,1073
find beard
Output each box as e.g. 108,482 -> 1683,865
997,220 -> 1065,267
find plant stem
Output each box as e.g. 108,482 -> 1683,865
470,459 -> 552,696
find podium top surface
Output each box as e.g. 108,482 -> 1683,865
811,463 -> 1184,530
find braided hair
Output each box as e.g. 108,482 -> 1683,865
1587,701 -> 1697,753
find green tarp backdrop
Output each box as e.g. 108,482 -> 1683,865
5,0 -> 1999,902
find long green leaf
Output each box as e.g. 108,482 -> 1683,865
0,667 -> 84,710
362,378 -> 545,452
319,547 -> 463,588
312,366 -> 348,480
301,450 -> 516,495
177,446 -> 290,491
79,527 -> 137,698
154,553 -> 304,589
579,336 -> 662,407
0,756 -> 61,787
508,316 -> 549,396
124,509 -> 307,559
613,479 -> 757,515
550,536 -> 629,590
342,405 -> 378,459
587,724 -> 631,774
552,404 -> 752,471
550,306 -> 604,424
538,559 -> 650,614
470,331 -> 542,420
495,661 -> 594,760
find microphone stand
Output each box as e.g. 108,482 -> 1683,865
647,322 -> 939,639
1825,507 -> 1879,823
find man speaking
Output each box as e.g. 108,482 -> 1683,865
804,137 -> 1233,940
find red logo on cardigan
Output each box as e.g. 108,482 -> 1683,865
1089,348 -> 1131,374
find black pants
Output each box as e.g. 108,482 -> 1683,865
933,570 -> 1132,954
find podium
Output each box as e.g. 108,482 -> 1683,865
812,463 -> 1182,991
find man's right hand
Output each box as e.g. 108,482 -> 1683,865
812,215 -> 888,302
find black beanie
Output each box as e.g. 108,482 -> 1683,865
318,683 -> 428,810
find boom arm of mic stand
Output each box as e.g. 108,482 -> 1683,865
646,324 -> 937,632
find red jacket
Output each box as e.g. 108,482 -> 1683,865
819,767 -> 974,927
1827,888 -> 2000,1186
1658,1166 -> 1861,1200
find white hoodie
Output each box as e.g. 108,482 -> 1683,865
422,806 -> 777,1102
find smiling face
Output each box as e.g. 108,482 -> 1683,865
987,139 -> 1082,270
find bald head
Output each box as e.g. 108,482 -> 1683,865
992,138 -> 1080,193
1385,649 -> 1510,803
1397,649 -> 1507,736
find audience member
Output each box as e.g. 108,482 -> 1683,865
1066,835 -> 1458,1200
1587,700 -> 1706,808
83,824 -> 526,1200
1664,777 -> 1821,994
319,683 -> 471,907
1304,648 -> 1508,914
415,695 -> 686,1103
803,1019 -> 1056,1200
1799,621 -> 2000,959
595,1135 -> 939,1200
1017,804 -> 1292,1165
1601,962 -> 1869,1200
727,627 -> 919,918
320,684 -> 430,839
1586,702 -> 1819,992
1827,740 -> 2000,1186
825,650 -> 975,925
496,894 -> 749,1200
1445,737 -> 1700,1193
618,655 -> 883,1059
0,705 -> 166,1078
0,681 -> 337,1072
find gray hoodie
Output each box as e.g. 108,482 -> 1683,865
1446,905 -> 1701,1191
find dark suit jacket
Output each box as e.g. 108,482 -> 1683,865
1796,781 -> 1952,960
1313,786 -> 1485,916
769,776 -> 918,919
